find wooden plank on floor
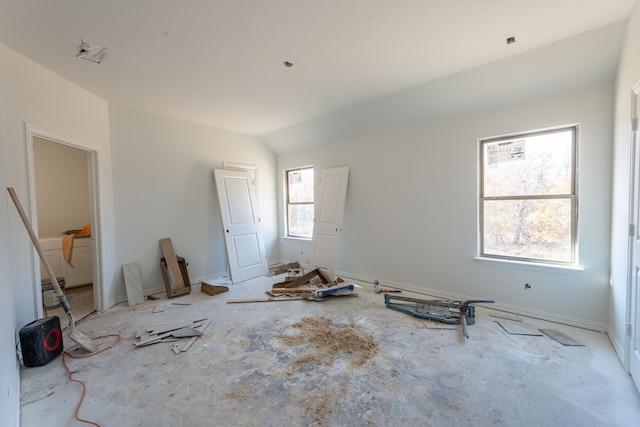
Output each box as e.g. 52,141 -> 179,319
227,297 -> 305,304
159,237 -> 187,291
123,262 -> 145,307
496,321 -> 544,336
181,318 -> 212,352
148,319 -> 207,335
539,329 -> 584,346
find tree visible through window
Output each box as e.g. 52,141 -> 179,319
286,167 -> 314,238
479,126 -> 578,265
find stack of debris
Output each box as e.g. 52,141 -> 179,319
227,267 -> 358,304
270,267 -> 356,301
134,317 -> 211,354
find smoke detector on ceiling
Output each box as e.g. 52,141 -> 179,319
77,40 -> 107,63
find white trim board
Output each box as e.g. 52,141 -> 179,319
608,324 -> 627,369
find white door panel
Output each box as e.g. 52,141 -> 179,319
214,169 -> 268,283
309,166 -> 349,279
233,233 -> 263,268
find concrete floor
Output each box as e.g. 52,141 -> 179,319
20,274 -> 640,427
44,284 -> 95,330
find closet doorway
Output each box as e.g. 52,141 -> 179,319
26,128 -> 103,322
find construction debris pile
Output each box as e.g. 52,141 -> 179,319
268,265 -> 356,301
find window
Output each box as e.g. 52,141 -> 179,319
479,125 -> 578,265
286,166 -> 314,238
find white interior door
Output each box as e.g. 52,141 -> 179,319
309,166 -> 350,279
630,86 -> 640,392
214,169 -> 268,283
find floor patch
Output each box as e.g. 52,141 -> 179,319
539,329 -> 584,346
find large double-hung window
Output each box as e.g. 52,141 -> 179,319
479,125 -> 578,265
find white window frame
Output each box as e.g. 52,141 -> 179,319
285,166 -> 314,239
478,125 -> 579,267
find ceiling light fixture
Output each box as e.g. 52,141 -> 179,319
506,36 -> 516,45
77,39 -> 107,63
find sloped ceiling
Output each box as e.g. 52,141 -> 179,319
0,1 -> 635,153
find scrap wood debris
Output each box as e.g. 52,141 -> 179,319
270,267 -> 357,301
200,281 -> 229,296
280,316 -> 379,372
134,317 -> 211,353
272,267 -> 332,289
226,268 -> 359,304
267,261 -> 303,277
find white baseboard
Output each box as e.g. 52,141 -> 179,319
336,270 -> 608,332
607,326 -> 628,372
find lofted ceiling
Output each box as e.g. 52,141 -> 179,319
0,1 -> 635,148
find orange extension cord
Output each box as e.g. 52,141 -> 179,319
61,334 -> 122,427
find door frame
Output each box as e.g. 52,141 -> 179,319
626,81 -> 640,375
25,124 -> 104,314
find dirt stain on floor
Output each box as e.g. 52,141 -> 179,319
280,316 -> 380,425
281,316 -> 379,372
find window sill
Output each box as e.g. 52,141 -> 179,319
283,236 -> 312,242
474,256 -> 583,275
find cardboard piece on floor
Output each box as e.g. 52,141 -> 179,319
159,238 -> 192,299
539,329 -> 584,346
497,321 -> 544,336
123,263 -> 145,307
201,281 -> 229,296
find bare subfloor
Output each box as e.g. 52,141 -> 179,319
20,274 -> 640,427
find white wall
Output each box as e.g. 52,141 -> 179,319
0,88 -> 19,427
610,1 -> 640,363
279,82 -> 614,329
108,105 -> 278,302
34,137 -> 91,238
0,42 -> 114,427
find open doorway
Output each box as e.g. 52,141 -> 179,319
26,128 -> 103,323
